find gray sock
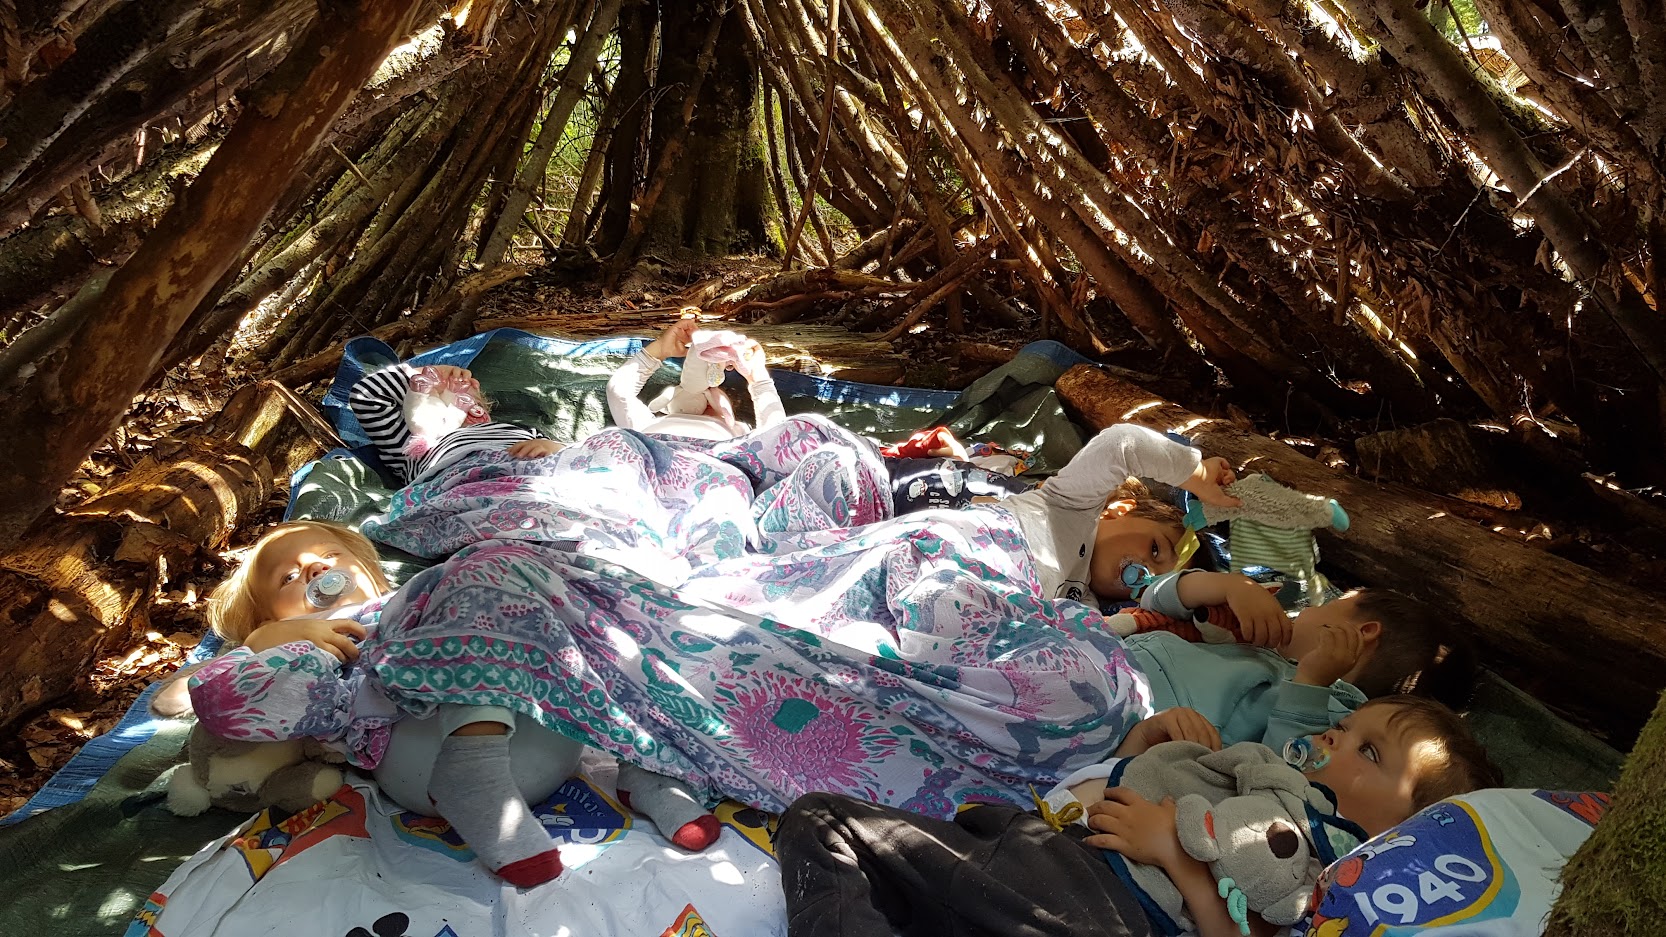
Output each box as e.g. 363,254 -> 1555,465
428,734 -> 563,885
617,761 -> 720,851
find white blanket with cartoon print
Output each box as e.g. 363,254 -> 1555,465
133,752 -> 784,937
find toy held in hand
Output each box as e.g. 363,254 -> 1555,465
655,329 -> 755,435
1184,473 -> 1349,606
402,366 -> 490,458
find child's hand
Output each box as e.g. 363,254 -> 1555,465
1295,623 -> 1365,687
735,339 -> 768,383
245,619 -> 366,662
507,439 -> 563,460
646,318 -> 699,360
1084,788 -> 1185,870
1116,707 -> 1222,756
1180,456 -> 1241,508
429,365 -> 479,392
1225,577 -> 1290,648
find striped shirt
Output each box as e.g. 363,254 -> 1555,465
348,364 -> 548,485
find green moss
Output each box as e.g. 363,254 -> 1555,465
1544,690 -> 1666,936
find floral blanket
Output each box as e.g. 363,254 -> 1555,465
206,416 -> 1150,816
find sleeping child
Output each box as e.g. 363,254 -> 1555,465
952,422 -> 1471,753
606,318 -> 787,440
191,520 -> 721,888
1124,578 -> 1475,751
348,362 -> 563,486
777,695 -> 1500,937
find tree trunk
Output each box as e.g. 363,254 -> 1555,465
0,381 -> 332,732
1055,363 -> 1666,748
1543,689 -> 1666,936
0,0 -> 427,555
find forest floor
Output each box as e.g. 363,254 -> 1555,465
6,253 -> 1666,815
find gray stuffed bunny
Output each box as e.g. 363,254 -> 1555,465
165,723 -> 347,816
1115,741 -> 1362,932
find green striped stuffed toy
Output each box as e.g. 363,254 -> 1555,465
1185,474 -> 1350,606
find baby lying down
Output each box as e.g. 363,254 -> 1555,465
775,696 -> 1499,937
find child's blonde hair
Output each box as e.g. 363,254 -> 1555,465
207,520 -> 388,643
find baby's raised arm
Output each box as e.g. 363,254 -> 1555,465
607,320 -> 699,429
736,338 -> 787,429
1042,424 -> 1203,511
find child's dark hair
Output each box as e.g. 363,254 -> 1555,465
1346,589 -> 1479,710
1360,695 -> 1502,810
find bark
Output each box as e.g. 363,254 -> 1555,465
1158,0 -> 1415,202
779,0 -> 841,267
603,0 -> 729,283
0,0 -> 427,555
1056,363 -> 1666,747
0,381 -> 331,732
0,0 -> 313,239
0,135 -> 218,324
594,0 -> 652,253
476,0 -> 622,265
996,0 -> 1431,414
560,72 -> 620,246
1471,0 -> 1658,188
266,263 -> 529,386
1348,0 -> 1666,384
160,98 -> 445,371
0,0 -> 198,193
1544,690 -> 1666,936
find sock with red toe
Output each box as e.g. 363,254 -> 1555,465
428,734 -> 564,887
616,762 -> 721,851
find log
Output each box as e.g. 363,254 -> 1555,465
1355,418 -> 1522,510
0,382 -> 332,733
1054,363 -> 1666,747
0,0 -> 428,555
1544,689 -> 1666,935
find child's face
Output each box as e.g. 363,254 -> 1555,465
1089,508 -> 1185,599
251,529 -> 380,621
1304,704 -> 1437,836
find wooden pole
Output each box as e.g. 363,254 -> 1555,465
476,0 -> 623,266
0,0 -> 427,554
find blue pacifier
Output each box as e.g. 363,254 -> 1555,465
305,569 -> 352,609
1121,562 -> 1156,598
1282,735 -> 1332,773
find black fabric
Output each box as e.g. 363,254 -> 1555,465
884,457 -> 1034,514
776,792 -> 1155,937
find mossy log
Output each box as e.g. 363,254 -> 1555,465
1543,689 -> 1666,936
1055,363 -> 1666,747
0,382 -> 334,733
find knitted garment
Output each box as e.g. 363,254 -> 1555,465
1191,474 -> 1348,607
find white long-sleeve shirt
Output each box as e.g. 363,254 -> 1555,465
999,424 -> 1201,602
606,348 -> 787,440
